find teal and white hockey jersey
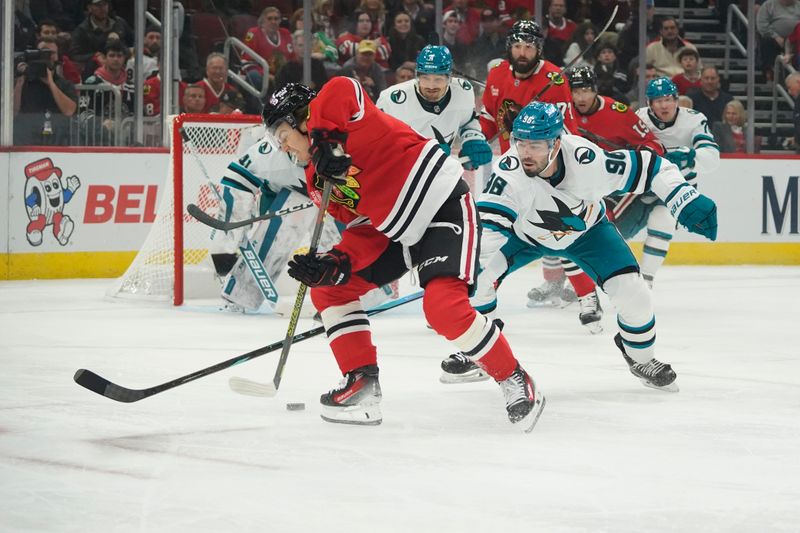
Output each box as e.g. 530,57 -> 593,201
376,77 -> 485,149
635,106 -> 720,183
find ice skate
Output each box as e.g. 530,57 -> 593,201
320,364 -> 383,425
526,278 -> 566,308
614,334 -> 678,392
439,352 -> 490,384
498,364 -> 545,433
578,290 -> 603,334
642,273 -> 654,289
559,284 -> 578,307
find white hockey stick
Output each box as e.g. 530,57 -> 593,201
229,179 -> 335,397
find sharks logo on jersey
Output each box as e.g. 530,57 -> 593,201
529,196 -> 588,240
498,155 -> 520,171
258,141 -> 273,154
390,89 -> 407,104
460,79 -> 472,91
574,147 -> 596,165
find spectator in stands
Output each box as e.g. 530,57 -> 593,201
671,47 -> 702,95
589,0 -> 630,31
678,94 -> 694,108
291,9 -> 339,64
712,99 -> 759,153
563,22 -> 598,69
14,1 -> 38,52
441,10 -> 468,72
444,0 -> 481,46
756,0 -> 800,80
37,20 -> 81,84
594,43 -> 630,102
312,0 -> 344,42
81,40 -> 130,140
687,66 -> 734,125
201,53 -> 238,114
645,16 -> 696,77
625,62 -> 658,108
13,37 -> 78,145
387,11 -> 425,71
340,39 -> 386,102
543,0 -> 577,66
394,61 -> 416,83
84,39 -> 127,86
395,0 -> 436,41
472,8 -> 506,79
242,7 -> 297,92
213,90 -> 245,114
337,10 -> 392,68
360,0 -> 388,35
182,84 -> 206,114
69,0 -> 133,68
785,72 -> 800,151
276,30 -> 329,91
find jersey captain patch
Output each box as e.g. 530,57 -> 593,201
546,72 -> 565,85
611,102 -> 629,113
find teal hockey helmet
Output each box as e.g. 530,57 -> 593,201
416,45 -> 453,75
646,77 -> 679,101
513,101 -> 564,142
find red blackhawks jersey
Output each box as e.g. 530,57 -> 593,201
575,96 -> 665,155
241,26 -> 296,75
480,59 -> 578,152
304,77 -> 463,268
143,74 -> 160,116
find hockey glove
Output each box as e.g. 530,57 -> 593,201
287,248 -> 351,287
310,129 -> 351,185
664,147 -> 696,170
676,193 -> 718,241
460,139 -> 493,170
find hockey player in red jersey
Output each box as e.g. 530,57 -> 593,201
479,19 -> 578,153
263,81 -> 545,432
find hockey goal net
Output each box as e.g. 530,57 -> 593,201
107,113 -> 265,305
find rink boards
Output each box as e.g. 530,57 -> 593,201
1,148 -> 798,280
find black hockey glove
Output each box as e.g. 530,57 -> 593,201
287,248 -> 351,287
310,129 -> 351,185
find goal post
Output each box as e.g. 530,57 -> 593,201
107,113 -> 266,305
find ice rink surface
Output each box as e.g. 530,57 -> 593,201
1,265 -> 799,533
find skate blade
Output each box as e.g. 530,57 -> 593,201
520,393 -> 546,433
526,298 -> 561,309
582,321 -> 604,335
637,377 -> 679,393
439,369 -> 491,384
228,376 -> 278,397
320,403 -> 382,425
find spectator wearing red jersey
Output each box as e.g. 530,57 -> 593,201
336,9 -> 391,68
201,53 -> 238,113
241,7 -> 296,91
444,0 -> 481,46
543,0 -> 577,65
671,47 -> 701,95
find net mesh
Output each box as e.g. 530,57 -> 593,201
107,114 -> 265,303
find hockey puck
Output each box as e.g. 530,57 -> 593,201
286,402 -> 306,411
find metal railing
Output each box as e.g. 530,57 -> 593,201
223,36 -> 270,99
723,4 -> 748,81
70,83 -> 126,146
771,55 -> 798,135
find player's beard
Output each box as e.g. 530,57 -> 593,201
511,56 -> 538,75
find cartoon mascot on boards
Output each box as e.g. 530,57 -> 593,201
23,157 -> 80,246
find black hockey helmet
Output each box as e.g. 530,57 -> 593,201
506,19 -> 544,53
261,83 -> 317,135
568,66 -> 597,91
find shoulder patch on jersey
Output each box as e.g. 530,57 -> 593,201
258,142 -> 272,154
611,101 -> 628,113
244,31 -> 254,41
574,146 -> 596,164
460,79 -> 472,91
498,155 -> 520,171
390,89 -> 407,104
546,72 -> 565,85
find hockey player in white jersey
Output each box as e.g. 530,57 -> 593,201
440,101 -> 718,391
211,128 -> 338,313
376,45 -> 493,172
619,77 -> 721,286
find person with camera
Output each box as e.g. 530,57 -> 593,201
13,37 -> 78,146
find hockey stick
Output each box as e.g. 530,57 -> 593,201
73,290 -> 424,403
229,179 -> 335,397
187,201 -> 314,232
452,69 -> 486,89
180,127 -> 280,305
531,4 -> 619,102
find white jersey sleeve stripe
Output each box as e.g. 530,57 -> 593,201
347,77 -> 366,122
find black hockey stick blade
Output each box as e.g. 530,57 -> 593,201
74,291 -> 423,403
187,202 -> 314,232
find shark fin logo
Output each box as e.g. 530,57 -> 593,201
574,146 -> 596,165
390,89 -> 407,104
498,156 -> 520,171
